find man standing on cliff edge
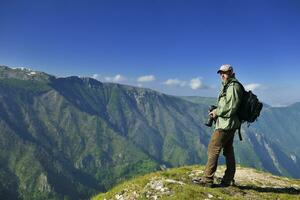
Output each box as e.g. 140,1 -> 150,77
193,64 -> 243,187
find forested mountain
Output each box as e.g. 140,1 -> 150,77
0,66 -> 299,200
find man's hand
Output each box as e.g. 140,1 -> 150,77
209,109 -> 217,119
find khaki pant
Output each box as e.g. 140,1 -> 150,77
203,129 -> 236,184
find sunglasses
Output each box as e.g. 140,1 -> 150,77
219,71 -> 230,75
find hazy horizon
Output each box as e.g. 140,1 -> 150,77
1,64 -> 298,108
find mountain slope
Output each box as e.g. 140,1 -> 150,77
93,165 -> 300,200
1,65 -> 300,200
253,103 -> 300,157
0,66 -> 211,199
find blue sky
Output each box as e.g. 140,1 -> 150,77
1,0 -> 300,106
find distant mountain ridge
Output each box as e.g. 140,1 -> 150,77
0,65 -> 300,200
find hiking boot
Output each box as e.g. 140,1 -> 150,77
218,182 -> 230,188
218,179 -> 235,188
192,178 -> 214,188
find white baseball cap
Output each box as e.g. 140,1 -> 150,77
217,64 -> 233,74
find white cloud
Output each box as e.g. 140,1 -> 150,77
244,83 -> 262,91
92,74 -> 99,79
189,77 -> 202,90
163,78 -> 187,87
137,75 -> 156,83
163,77 -> 211,90
104,74 -> 126,82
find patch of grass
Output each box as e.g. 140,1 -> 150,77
93,165 -> 300,200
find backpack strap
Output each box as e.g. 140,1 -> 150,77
227,80 -> 244,141
237,126 -> 242,141
229,80 -> 245,92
